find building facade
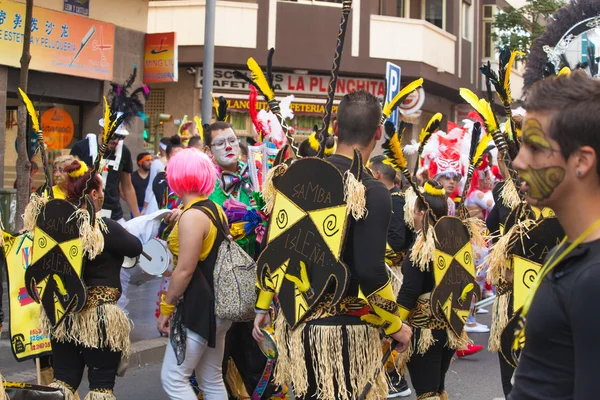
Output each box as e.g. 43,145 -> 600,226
147,0 -> 524,148
0,0 -> 149,188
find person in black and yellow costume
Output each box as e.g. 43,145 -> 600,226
253,90 -> 413,400
42,160 -> 143,400
158,148 -> 234,399
397,181 -> 456,400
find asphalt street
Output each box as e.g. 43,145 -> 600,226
2,271 -> 506,399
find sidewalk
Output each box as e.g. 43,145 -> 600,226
1,275 -> 169,382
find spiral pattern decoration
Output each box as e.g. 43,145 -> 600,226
322,214 -> 339,237
276,209 -> 288,230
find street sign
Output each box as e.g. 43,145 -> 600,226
385,62 -> 401,129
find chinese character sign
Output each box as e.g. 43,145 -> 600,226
0,0 -> 114,80
144,32 -> 178,83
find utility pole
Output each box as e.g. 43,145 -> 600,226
201,0 -> 216,124
15,0 -> 34,231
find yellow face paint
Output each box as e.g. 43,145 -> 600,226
522,119 -> 555,151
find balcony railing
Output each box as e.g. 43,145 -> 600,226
147,1 -> 258,48
369,15 -> 456,74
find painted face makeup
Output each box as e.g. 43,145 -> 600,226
516,118 -> 566,202
211,130 -> 240,168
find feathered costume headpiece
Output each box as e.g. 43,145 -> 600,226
234,48 -> 297,156
107,66 -> 149,129
381,119 -> 439,271
523,0 -> 600,90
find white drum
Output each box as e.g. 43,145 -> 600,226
138,238 -> 170,276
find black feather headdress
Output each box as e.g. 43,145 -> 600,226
524,0 -> 600,91
107,65 -> 150,126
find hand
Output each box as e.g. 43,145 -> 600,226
390,324 -> 412,353
252,312 -> 271,343
157,314 -> 171,336
164,209 -> 182,224
141,206 -> 147,215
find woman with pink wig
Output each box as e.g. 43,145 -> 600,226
157,148 -> 233,399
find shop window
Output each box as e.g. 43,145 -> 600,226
482,5 -> 496,59
281,0 -> 343,5
462,2 -> 472,41
380,0 -> 406,18
293,115 -> 324,135
145,88 -> 166,135
3,101 -> 81,188
424,0 -> 445,30
229,112 -> 248,135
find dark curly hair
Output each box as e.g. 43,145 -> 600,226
63,160 -> 103,203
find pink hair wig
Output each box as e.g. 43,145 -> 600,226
167,148 -> 216,197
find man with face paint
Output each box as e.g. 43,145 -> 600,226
203,121 -> 279,399
509,71 -> 600,399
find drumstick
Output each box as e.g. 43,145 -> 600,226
141,251 -> 152,261
358,339 -> 398,400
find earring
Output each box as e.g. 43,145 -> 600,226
576,170 -> 583,177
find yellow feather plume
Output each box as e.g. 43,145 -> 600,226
504,51 -> 524,103
383,132 -> 407,171
382,78 -> 424,119
18,88 -> 40,132
247,58 -> 274,101
308,132 -> 320,152
420,112 -> 443,143
459,88 -> 498,133
102,96 -> 111,143
473,131 -> 493,167
194,116 -> 204,144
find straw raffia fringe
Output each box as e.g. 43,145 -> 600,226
403,187 -> 418,231
84,390 -> 115,400
49,381 -> 76,400
41,303 -> 131,358
273,314 -> 386,400
489,293 -> 510,352
439,390 -> 449,400
447,329 -> 470,350
501,180 -> 521,210
71,209 -> 107,260
464,217 -> 487,249
485,223 -> 520,285
262,163 -> 288,215
344,171 -> 367,220
410,227 -> 437,272
23,192 -> 48,232
389,265 -> 404,298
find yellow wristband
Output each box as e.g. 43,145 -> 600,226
160,295 -> 176,316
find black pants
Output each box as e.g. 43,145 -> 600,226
51,339 -> 121,392
498,352 -> 514,396
406,329 -> 455,398
222,321 -> 277,399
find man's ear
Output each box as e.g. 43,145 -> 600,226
574,145 -> 598,179
333,121 -> 339,138
374,125 -> 383,141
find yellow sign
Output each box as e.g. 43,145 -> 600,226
4,232 -> 52,361
144,32 -> 178,83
